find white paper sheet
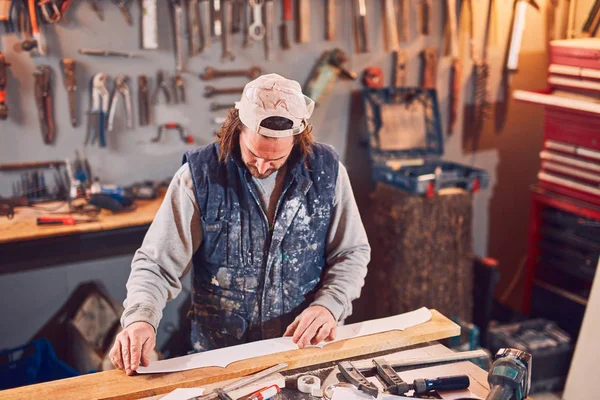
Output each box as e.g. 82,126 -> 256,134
138,307 -> 432,374
160,388 -> 205,400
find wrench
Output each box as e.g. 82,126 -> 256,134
248,0 -> 265,41
200,66 -> 262,80
210,102 -> 236,111
221,0 -> 234,61
204,86 -> 244,97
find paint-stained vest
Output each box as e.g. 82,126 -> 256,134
183,142 -> 339,351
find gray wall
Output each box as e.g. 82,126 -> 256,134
0,0 -> 550,351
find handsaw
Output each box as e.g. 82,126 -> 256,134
446,0 -> 460,134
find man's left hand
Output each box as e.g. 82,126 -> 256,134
283,305 -> 337,348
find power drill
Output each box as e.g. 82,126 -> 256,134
486,348 -> 532,400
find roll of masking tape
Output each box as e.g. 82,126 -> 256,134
298,375 -> 321,395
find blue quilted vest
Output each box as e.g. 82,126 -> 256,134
183,142 -> 339,351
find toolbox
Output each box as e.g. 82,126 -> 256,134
362,87 -> 489,196
549,38 -> 600,70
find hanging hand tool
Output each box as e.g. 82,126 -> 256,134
204,86 -> 244,97
248,0 -> 265,41
88,0 -> 104,21
38,1 -> 62,24
232,0 -> 242,33
87,73 -> 109,148
421,0 -> 432,36
200,66 -> 262,80
113,0 -> 133,25
79,48 -> 142,58
34,66 -> 55,145
60,58 -> 77,128
297,0 -> 310,43
210,102 -> 236,111
304,48 -> 357,104
37,215 -> 99,226
0,52 -> 9,121
138,75 -> 150,126
28,0 -> 47,55
398,0 -> 409,42
199,0 -> 212,51
212,0 -> 222,37
170,0 -> 185,72
582,0 -> 600,36
242,0 -> 251,47
108,75 -> 133,132
472,0 -> 493,131
141,0 -> 158,49
264,0 -> 274,60
279,0 -> 292,48
354,0 -> 368,53
173,74 -> 186,104
153,123 -> 194,144
392,50 -> 407,87
221,0 -> 235,61
362,67 -> 384,89
325,0 -> 335,41
446,0 -> 460,134
506,0 -> 539,75
383,0 -> 399,51
152,71 -> 172,105
7,0 -> 28,34
421,48 -> 437,89
188,0 -> 201,55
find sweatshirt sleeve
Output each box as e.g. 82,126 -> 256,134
310,162 -> 371,321
121,163 -> 202,330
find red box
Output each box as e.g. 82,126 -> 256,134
550,39 -> 600,70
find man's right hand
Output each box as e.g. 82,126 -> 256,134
109,321 -> 156,376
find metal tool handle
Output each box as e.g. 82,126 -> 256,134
354,0 -> 368,53
221,0 -> 234,61
507,1 -> 529,71
171,1 -> 184,72
189,0 -> 201,55
383,0 -> 398,51
297,0 -> 310,43
264,0 -> 274,60
325,0 -> 335,40
199,0 -> 212,50
248,0 -> 265,41
415,375 -> 470,394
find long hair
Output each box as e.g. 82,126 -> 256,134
216,108 -> 315,163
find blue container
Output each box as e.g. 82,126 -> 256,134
0,338 -> 79,390
363,87 -> 489,196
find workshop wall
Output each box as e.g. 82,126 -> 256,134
0,1 -> 555,351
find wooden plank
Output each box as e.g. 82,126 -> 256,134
0,195 -> 164,244
0,310 -> 459,400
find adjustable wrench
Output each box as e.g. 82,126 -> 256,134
200,66 -> 262,80
248,0 -> 265,41
60,58 -> 78,127
199,0 -> 212,51
204,86 -> 244,97
108,75 -> 133,132
264,0 -> 274,60
170,0 -> 185,72
221,0 -> 234,61
188,0 -> 201,55
297,0 -> 310,43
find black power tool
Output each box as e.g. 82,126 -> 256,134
486,348 -> 532,400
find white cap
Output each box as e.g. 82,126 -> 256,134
235,73 -> 315,138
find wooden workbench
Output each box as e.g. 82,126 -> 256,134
0,195 -> 164,274
0,310 -> 460,400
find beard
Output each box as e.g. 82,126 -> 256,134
246,163 -> 278,179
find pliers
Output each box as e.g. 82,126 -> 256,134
87,73 -> 109,147
108,75 -> 133,132
151,70 -> 172,105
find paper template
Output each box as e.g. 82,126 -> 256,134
138,307 -> 432,374
160,388 -> 205,400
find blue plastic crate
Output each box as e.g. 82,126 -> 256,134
0,338 -> 79,390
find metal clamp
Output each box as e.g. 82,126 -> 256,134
153,123 -> 194,144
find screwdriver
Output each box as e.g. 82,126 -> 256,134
37,216 -> 99,226
410,375 -> 470,395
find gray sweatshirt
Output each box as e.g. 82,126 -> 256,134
121,160 -> 370,331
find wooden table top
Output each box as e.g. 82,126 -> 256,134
0,195 -> 164,245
